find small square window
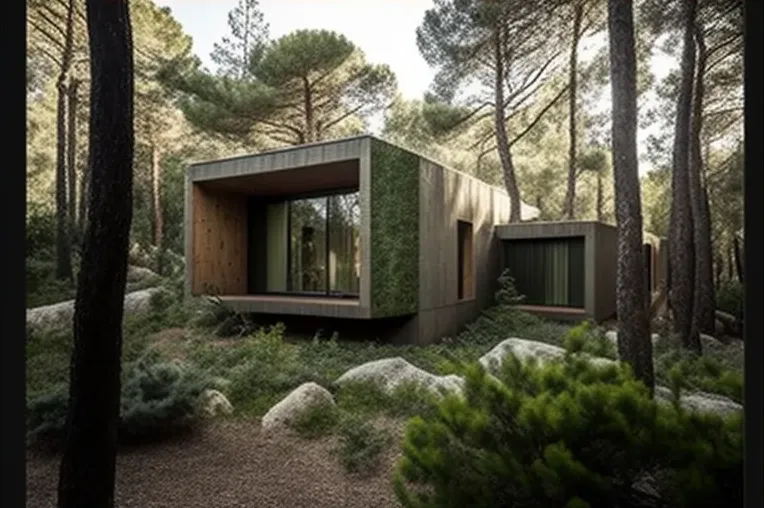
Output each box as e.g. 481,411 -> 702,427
457,220 -> 474,300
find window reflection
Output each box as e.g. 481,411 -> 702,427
286,190 -> 360,296
289,197 -> 327,293
328,193 -> 360,295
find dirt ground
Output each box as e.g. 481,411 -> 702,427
26,420 -> 404,508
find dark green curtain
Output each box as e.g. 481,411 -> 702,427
503,237 -> 585,307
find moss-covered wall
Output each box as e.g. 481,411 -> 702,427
369,139 -> 420,317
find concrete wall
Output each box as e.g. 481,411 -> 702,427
399,158 -> 511,344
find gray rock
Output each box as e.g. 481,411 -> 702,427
261,382 -> 335,431
479,338 -> 615,372
200,389 -> 233,417
27,287 -> 165,331
127,265 -> 159,283
654,386 -> 742,417
335,357 -> 464,396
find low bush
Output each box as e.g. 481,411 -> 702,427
716,280 -> 743,321
393,354 -> 742,508
655,348 -> 743,403
335,381 -> 441,420
335,414 -> 392,475
292,403 -> 341,439
563,320 -> 618,360
27,353 -> 223,448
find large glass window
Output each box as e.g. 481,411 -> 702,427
502,237 -> 585,308
272,190 -> 360,297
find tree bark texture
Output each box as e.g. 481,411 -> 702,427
607,0 -> 654,392
57,0 -> 135,507
67,79 -> 80,243
563,3 -> 583,220
734,234 -> 744,283
54,0 -> 77,281
55,79 -> 74,281
668,0 -> 700,352
688,21 -> 716,337
493,28 -> 523,223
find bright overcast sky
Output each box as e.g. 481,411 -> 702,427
155,0 -> 675,174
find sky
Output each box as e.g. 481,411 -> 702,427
155,0 -> 675,174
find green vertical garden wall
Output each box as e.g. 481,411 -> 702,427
369,139 -> 420,317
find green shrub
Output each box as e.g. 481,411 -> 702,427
563,321 -> 617,360
335,381 -> 441,420
26,353 -> 222,448
292,403 -> 340,439
336,414 -> 392,475
495,269 -> 526,306
717,281 -> 743,320
393,355 -> 742,508
655,348 -> 743,403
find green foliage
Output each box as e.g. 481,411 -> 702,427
209,0 -> 269,79
393,356 -> 742,508
563,321 -> 618,360
335,381 -> 440,421
495,269 -> 526,306
370,139 -> 420,317
292,403 -> 340,439
168,27 -> 396,146
335,414 -> 393,475
27,353 -> 222,448
655,348 -> 743,403
716,280 -> 743,321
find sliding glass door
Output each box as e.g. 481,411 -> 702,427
283,190 -> 360,297
502,237 -> 585,308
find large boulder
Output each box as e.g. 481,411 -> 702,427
261,382 -> 335,431
200,389 -> 233,417
654,386 -> 742,417
335,357 -> 464,396
479,338 -> 615,372
127,265 -> 159,283
27,287 -> 166,331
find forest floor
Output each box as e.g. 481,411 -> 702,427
27,418 -> 406,508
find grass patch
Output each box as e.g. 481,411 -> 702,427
291,403 -> 341,439
335,414 -> 393,475
335,381 -> 441,420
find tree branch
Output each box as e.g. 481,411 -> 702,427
322,104 -> 365,130
28,19 -> 65,53
508,84 -> 569,147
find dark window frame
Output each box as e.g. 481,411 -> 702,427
457,220 -> 474,301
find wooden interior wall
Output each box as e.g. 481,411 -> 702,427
191,184 -> 248,295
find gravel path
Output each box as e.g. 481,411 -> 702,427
27,420 -> 404,508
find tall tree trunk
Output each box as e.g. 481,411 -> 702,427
151,138 -> 164,274
78,160 -> 90,236
57,0 -> 134,506
607,0 -> 654,393
727,243 -> 734,281
54,0 -> 77,281
563,3 -> 583,220
668,0 -> 700,352
688,22 -> 716,336
596,170 -> 604,222
494,28 -> 523,223
733,234 -> 744,283
67,79 -> 80,244
303,76 -> 314,143
55,79 -> 74,281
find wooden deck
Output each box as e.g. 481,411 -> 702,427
216,294 -> 368,319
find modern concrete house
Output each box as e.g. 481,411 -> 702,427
185,135 -> 540,344
184,134 -> 665,343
